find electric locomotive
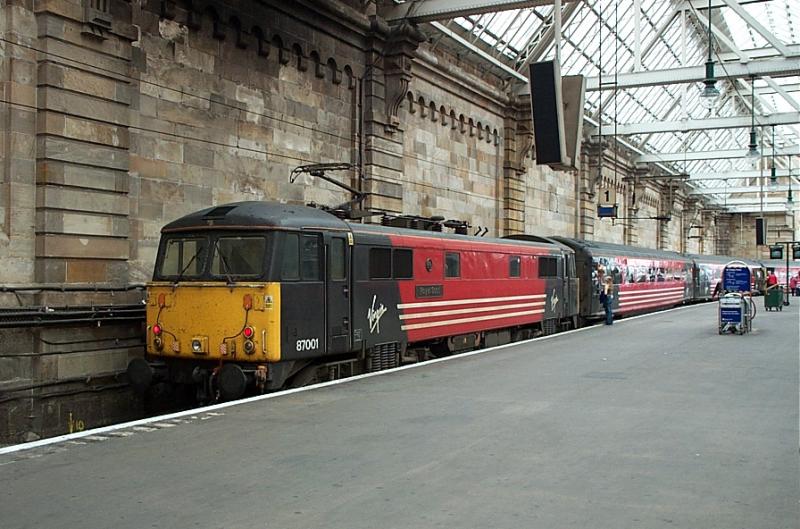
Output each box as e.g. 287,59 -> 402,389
127,201 -> 579,401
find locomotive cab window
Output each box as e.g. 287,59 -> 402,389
509,255 -> 521,278
369,247 -> 392,279
445,252 -> 460,278
393,249 -> 413,279
158,237 -> 208,279
211,236 -> 266,279
538,256 -> 558,278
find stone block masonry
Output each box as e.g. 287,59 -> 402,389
0,0 -> 729,442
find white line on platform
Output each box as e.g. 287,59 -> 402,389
0,303 -> 707,456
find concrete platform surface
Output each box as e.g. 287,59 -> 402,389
1,302 -> 798,529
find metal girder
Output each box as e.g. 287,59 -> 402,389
583,57 -> 800,91
719,0 -> 793,57
689,169 -> 794,180
764,77 -> 800,112
430,22 -> 529,81
689,185 -> 792,195
635,144 -> 800,163
515,1 -> 581,72
596,112 -> 800,136
381,0 -> 560,23
757,82 -> 800,96
723,196 -> 790,204
690,6 -> 749,62
723,205 -> 793,213
687,0 -> 771,8
719,44 -> 800,62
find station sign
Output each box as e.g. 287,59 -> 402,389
598,186 -> 616,206
597,204 -> 617,218
793,244 -> 800,260
722,266 -> 751,293
769,245 -> 783,259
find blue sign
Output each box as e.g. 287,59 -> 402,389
720,308 -> 742,323
597,205 -> 617,218
722,266 -> 751,292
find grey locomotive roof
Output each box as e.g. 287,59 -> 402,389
161,201 -> 350,232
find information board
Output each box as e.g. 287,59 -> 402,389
722,266 -> 751,292
719,296 -> 742,324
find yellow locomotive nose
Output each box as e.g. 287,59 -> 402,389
146,282 -> 281,363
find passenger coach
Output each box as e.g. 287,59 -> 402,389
552,238 -> 692,321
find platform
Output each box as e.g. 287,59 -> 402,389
1,302 -> 798,529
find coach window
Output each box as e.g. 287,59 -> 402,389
445,252 -> 460,278
301,234 -> 321,280
281,233 -> 300,280
369,247 -> 392,279
393,249 -> 413,279
538,256 -> 558,278
329,237 -> 346,281
509,255 -> 521,277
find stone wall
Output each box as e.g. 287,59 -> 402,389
0,0 -> 37,284
725,211 -> 799,260
0,0 -> 719,442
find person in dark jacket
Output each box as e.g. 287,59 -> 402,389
600,276 -> 614,325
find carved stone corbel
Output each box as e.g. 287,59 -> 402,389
383,21 -> 425,133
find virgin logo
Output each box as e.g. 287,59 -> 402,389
367,295 -> 387,334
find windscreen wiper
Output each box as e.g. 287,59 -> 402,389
214,239 -> 235,285
174,249 -> 201,284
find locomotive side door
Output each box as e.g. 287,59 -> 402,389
325,233 -> 351,355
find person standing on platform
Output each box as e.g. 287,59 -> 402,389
766,269 -> 779,291
600,276 -> 614,325
790,274 -> 798,297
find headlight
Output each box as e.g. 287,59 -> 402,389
192,340 -> 202,352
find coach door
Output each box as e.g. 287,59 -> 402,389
325,233 -> 351,355
565,253 -> 578,317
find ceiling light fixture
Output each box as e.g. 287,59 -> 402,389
699,0 -> 719,110
745,76 -> 760,166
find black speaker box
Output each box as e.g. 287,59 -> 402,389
755,218 -> 766,246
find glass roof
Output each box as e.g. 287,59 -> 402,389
432,0 -> 800,204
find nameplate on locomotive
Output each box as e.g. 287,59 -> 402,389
416,285 -> 443,298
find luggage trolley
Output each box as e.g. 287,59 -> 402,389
718,262 -> 757,335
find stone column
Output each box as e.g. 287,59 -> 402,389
0,0 -> 37,283
501,112 -> 527,235
580,141 -> 607,240
34,0 -> 137,284
360,18 -> 424,215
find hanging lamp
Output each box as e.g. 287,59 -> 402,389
745,76 -> 760,165
699,0 -> 719,109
